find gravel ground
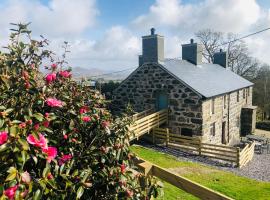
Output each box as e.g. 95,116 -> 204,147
136,142 -> 270,182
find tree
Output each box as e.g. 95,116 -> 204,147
253,64 -> 270,120
0,23 -> 160,199
195,29 -> 259,79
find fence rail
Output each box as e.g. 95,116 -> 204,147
128,109 -> 168,141
132,108 -> 155,121
153,127 -> 255,168
135,157 -> 234,200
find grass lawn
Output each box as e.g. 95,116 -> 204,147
131,145 -> 270,200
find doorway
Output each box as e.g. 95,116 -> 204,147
222,121 -> 226,144
156,92 -> 168,111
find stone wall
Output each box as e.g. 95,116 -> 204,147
202,87 -> 253,145
113,63 -> 203,135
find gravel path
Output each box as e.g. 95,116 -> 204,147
136,142 -> 270,182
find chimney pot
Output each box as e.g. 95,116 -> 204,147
190,38 -> 194,44
151,28 -> 155,35
220,49 -> 223,52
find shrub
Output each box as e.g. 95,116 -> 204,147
0,23 -> 159,200
256,121 -> 270,131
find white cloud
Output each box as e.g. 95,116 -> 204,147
133,0 -> 261,33
0,0 -> 99,37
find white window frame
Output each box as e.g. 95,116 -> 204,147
210,122 -> 216,136
210,98 -> 215,115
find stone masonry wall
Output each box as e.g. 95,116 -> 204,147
113,63 -> 203,136
202,87 -> 253,145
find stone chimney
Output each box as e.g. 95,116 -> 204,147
213,49 -> 228,68
182,39 -> 202,65
138,28 -> 164,66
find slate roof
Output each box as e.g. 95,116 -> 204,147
159,59 -> 253,98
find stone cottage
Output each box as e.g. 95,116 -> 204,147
113,28 -> 256,145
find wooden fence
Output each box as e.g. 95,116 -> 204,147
135,157 -> 234,200
132,108 -> 154,120
239,142 -> 255,168
153,127 -> 255,168
128,109 -> 168,141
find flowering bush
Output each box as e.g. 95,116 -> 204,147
0,24 -> 160,199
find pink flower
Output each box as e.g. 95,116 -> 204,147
34,124 -> 40,131
101,121 -> 110,128
46,98 -> 63,107
59,70 -> 71,78
43,121 -> 50,128
59,154 -> 72,166
63,134 -> 68,140
51,63 -> 57,69
82,116 -> 91,122
21,171 -> 31,184
120,164 -> 126,173
45,73 -> 56,84
27,133 -> 47,149
0,131 -> 8,145
4,185 -> 18,200
79,106 -> 88,114
45,113 -> 49,118
42,147 -> 57,163
19,122 -> 27,129
47,172 -> 53,180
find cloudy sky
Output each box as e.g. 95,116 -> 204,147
0,0 -> 270,72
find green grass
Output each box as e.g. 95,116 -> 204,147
131,145 -> 270,200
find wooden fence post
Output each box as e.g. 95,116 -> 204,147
198,141 -> 202,156
166,128 -> 169,147
152,128 -> 156,145
236,147 -> 241,167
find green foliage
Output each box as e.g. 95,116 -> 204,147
0,23 -> 159,199
256,121 -> 270,131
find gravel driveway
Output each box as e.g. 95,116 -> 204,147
138,142 -> 270,182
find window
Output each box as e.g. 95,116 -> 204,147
243,89 -> 245,99
210,98 -> 215,115
223,95 -> 226,109
247,87 -> 250,97
181,128 -> 193,137
210,123 -> 216,136
237,91 -> 239,102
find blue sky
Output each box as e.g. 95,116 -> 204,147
0,0 -> 270,72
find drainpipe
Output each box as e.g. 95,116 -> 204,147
227,93 -> 230,144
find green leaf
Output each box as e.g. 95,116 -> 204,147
0,143 -> 8,152
5,108 -> 13,114
18,138 -> 29,150
0,106 -> 6,110
42,166 -> 50,178
76,186 -> 84,199
0,119 -> 4,128
5,167 -> 17,181
69,119 -> 75,130
33,189 -> 42,200
10,126 -> 17,137
33,113 -> 44,122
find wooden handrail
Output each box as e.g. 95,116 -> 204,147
135,157 -> 234,200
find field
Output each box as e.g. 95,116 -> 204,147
131,145 -> 270,200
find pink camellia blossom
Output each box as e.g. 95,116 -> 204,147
4,185 -> 18,200
59,70 -> 71,78
79,106 -> 88,114
19,122 -> 27,129
0,131 -> 8,145
47,172 -> 53,180
63,134 -> 68,140
43,121 -> 50,128
58,154 -> 73,166
34,124 -> 40,131
46,98 -> 63,108
82,116 -> 91,122
101,121 -> 110,128
45,73 -> 56,84
51,63 -> 57,69
27,133 -> 47,149
42,147 -> 57,163
21,171 -> 31,184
